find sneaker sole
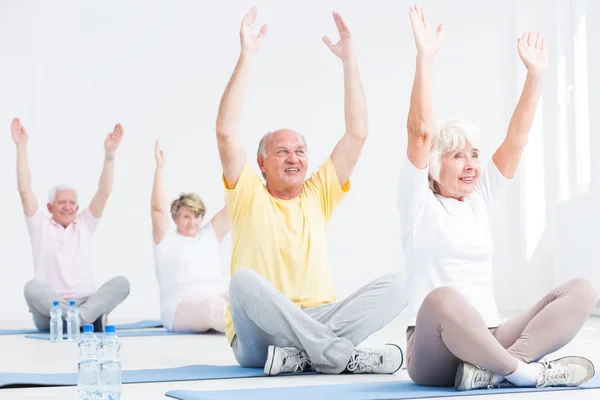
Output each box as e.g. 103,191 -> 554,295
264,345 -> 278,376
551,356 -> 596,386
386,343 -> 404,374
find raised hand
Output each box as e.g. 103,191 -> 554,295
240,6 -> 268,55
517,31 -> 547,74
323,12 -> 355,63
408,4 -> 444,56
11,118 -> 28,147
104,123 -> 124,156
155,139 -> 165,169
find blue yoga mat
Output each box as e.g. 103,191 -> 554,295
0,365 -> 267,389
114,320 -> 163,330
0,320 -> 162,336
165,373 -> 600,400
0,329 -> 41,336
24,328 -> 217,340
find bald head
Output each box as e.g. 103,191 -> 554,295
256,129 -> 309,193
257,129 -> 307,157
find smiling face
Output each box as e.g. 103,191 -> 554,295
257,129 -> 308,196
437,142 -> 481,201
170,193 -> 206,237
173,206 -> 203,237
47,189 -> 79,227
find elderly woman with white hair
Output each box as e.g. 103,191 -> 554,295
398,4 -> 597,392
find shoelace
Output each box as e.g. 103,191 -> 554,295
471,368 -> 495,389
346,350 -> 383,372
537,362 -> 571,388
283,352 -> 313,373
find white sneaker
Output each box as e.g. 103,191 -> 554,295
536,356 -> 595,388
455,362 -> 506,391
346,344 -> 403,374
264,345 -> 314,375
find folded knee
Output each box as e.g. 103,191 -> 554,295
377,273 -> 408,308
229,269 -> 262,301
23,279 -> 43,297
421,287 -> 465,317
113,276 -> 131,293
569,278 -> 598,309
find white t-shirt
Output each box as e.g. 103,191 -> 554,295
152,222 -> 227,330
397,153 -> 511,328
25,208 -> 99,299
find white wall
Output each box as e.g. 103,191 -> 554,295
508,0 -> 600,309
2,0 -> 591,323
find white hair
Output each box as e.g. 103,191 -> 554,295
428,119 -> 481,184
257,130 -> 308,181
48,184 -> 78,204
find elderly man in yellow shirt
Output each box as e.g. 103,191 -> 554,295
214,7 -> 406,375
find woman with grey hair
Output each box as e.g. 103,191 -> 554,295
398,4 -> 597,391
151,140 -> 231,333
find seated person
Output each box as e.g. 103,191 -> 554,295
399,4 -> 596,391
151,140 -> 230,332
214,7 -> 406,376
12,118 -> 131,332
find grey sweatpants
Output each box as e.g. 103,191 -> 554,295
230,268 -> 406,374
406,278 -> 598,386
24,277 -> 131,331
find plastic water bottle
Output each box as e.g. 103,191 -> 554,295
67,300 -> 81,342
99,325 -> 121,400
78,324 -> 100,400
49,301 -> 63,343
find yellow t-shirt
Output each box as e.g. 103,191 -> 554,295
223,158 -> 350,345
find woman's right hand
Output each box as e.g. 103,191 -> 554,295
409,4 -> 444,57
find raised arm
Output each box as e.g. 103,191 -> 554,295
216,6 -> 267,188
151,140 -> 169,244
492,32 -> 547,178
89,123 -> 123,218
325,12 -> 368,186
11,118 -> 38,217
210,206 -> 231,244
406,4 -> 444,169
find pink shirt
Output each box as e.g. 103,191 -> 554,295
25,208 -> 99,299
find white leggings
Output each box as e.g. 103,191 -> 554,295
171,292 -> 229,333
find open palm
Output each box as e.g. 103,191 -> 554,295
323,12 -> 355,61
104,123 -> 124,155
240,6 -> 268,54
518,31 -> 547,73
11,118 -> 28,147
155,140 -> 165,169
409,4 -> 444,56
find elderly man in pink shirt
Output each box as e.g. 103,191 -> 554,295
11,117 -> 130,333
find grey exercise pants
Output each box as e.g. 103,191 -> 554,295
230,268 -> 407,374
24,277 -> 131,331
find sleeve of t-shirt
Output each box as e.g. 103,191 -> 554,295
223,162 -> 263,222
24,209 -> 45,242
153,227 -> 175,250
472,158 -> 513,216
396,152 -> 430,220
78,208 -> 100,232
152,228 -> 175,279
200,221 -> 219,246
303,158 -> 351,222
